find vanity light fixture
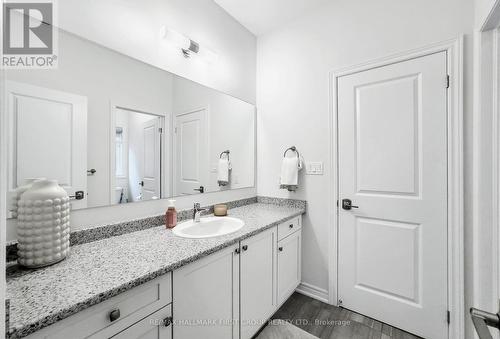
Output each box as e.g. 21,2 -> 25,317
160,26 -> 218,63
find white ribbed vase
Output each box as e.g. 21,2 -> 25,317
17,180 -> 70,268
10,178 -> 45,218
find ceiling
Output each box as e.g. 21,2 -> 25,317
213,0 -> 329,36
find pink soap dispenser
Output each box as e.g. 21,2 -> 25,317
165,200 -> 177,229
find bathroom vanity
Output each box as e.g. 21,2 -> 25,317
6,200 -> 305,339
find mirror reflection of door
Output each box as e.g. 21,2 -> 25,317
113,108 -> 163,204
6,81 -> 88,211
174,107 -> 209,196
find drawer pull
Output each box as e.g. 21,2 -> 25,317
163,316 -> 173,327
279,246 -> 283,252
289,224 -> 294,229
235,248 -> 240,254
109,309 -> 121,322
242,245 -> 248,251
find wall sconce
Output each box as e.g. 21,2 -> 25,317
160,26 -> 218,63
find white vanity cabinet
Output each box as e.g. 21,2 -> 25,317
110,306 -> 172,339
24,273 -> 172,339
277,224 -> 302,305
173,245 -> 240,339
239,227 -> 277,339
173,216 -> 302,339
21,216 -> 302,339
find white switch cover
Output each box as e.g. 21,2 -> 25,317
306,162 -> 324,175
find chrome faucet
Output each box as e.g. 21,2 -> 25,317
193,203 -> 208,222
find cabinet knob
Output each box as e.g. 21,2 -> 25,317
235,248 -> 240,254
242,245 -> 248,251
289,224 -> 294,229
279,246 -> 283,252
109,309 -> 121,322
163,316 -> 173,327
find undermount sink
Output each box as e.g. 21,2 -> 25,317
172,216 -> 244,239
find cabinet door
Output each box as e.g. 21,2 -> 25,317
277,230 -> 302,305
173,245 -> 239,339
240,227 -> 277,339
110,305 -> 172,339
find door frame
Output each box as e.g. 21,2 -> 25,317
172,106 -> 210,196
109,102 -> 169,205
473,2 -> 500,336
328,37 -> 464,339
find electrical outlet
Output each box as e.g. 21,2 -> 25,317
306,161 -> 324,175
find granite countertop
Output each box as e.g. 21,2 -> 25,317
6,202 -> 306,339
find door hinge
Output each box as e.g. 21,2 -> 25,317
447,310 -> 451,324
158,127 -> 163,133
446,75 -> 450,89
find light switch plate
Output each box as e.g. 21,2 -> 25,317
306,161 -> 324,175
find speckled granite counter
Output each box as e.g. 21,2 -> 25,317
6,202 -> 306,339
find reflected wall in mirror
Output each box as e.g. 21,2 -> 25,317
4,28 -> 255,214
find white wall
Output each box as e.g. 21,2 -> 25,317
58,0 -> 257,104
256,0 -> 474,329
172,77 -> 256,193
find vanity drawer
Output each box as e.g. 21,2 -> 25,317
277,216 -> 301,241
25,273 -> 172,339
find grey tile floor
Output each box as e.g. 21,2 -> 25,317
266,292 -> 423,339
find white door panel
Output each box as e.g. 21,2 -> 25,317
338,52 -> 448,339
141,118 -> 161,200
173,246 -> 239,339
240,227 -> 277,339
6,81 -> 88,209
174,108 -> 208,195
277,230 -> 301,305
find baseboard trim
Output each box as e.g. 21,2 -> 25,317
296,282 -> 329,304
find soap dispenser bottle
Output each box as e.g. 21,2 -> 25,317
165,200 -> 177,229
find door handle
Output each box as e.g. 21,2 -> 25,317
471,307 -> 500,339
342,199 -> 359,210
163,316 -> 173,327
139,181 -> 144,187
193,186 -> 205,193
69,191 -> 85,200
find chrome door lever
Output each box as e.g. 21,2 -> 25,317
471,307 -> 500,339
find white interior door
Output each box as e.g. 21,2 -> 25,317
174,108 -> 208,195
6,81 -> 88,210
141,118 -> 161,200
337,52 -> 448,339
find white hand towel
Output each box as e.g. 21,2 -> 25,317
280,156 -> 299,186
217,158 -> 231,186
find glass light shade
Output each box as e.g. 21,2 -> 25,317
197,46 -> 219,63
161,26 -> 191,50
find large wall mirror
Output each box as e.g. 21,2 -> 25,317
4,28 -> 255,214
